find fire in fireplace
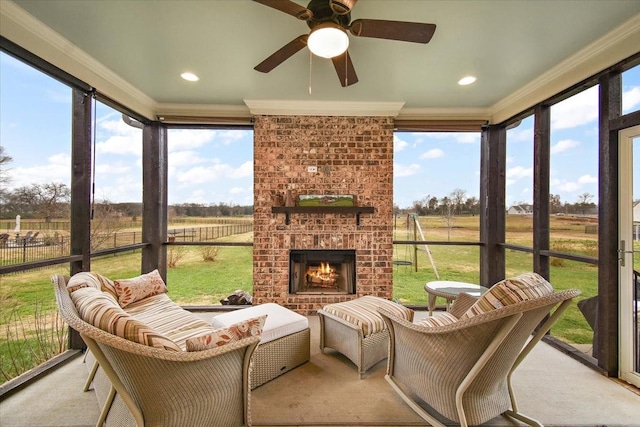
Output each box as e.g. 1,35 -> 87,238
289,250 -> 356,294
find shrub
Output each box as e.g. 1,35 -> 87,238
0,302 -> 68,383
201,246 -> 220,262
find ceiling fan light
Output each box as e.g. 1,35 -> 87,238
458,76 -> 477,86
181,72 -> 199,82
308,25 -> 349,58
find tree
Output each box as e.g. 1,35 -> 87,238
90,200 -> 126,251
5,183 -> 70,221
577,192 -> 594,215
0,146 -> 12,213
549,193 -> 563,214
440,196 -> 455,241
427,196 -> 439,213
577,193 -> 593,205
450,188 -> 467,215
34,183 -> 70,222
0,146 -> 12,186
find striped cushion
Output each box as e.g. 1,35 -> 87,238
322,296 -> 413,337
416,312 -> 459,327
461,272 -> 554,320
185,315 -> 266,351
114,269 -> 168,308
124,293 -> 217,350
67,272 -> 118,299
71,287 -> 181,352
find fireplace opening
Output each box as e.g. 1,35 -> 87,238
289,250 -> 356,294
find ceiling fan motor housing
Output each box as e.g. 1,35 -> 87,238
306,0 -> 351,29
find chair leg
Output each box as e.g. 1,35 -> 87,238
504,409 -> 544,427
83,360 -> 99,392
385,374 -> 448,427
95,385 -> 116,427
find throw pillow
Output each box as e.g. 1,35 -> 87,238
71,286 -> 181,351
415,312 -> 459,327
186,315 -> 266,351
66,272 -> 118,299
114,269 -> 168,308
461,272 -> 554,320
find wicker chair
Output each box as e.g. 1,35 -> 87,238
52,274 -> 259,427
379,289 -> 580,427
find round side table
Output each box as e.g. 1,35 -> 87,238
424,281 -> 489,316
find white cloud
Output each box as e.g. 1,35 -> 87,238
394,135 -> 408,152
219,130 -> 247,145
176,160 -> 252,184
554,181 -> 580,192
95,162 -> 131,175
170,150 -> 207,167
578,174 -> 597,184
6,153 -> 71,188
420,148 -> 444,159
507,126 -> 533,142
550,139 -> 579,154
96,117 -> 143,156
97,135 -> 141,156
623,86 -> 640,113
168,129 -> 217,151
229,186 -> 247,195
506,165 -> 532,180
394,163 -> 420,177
551,85 -> 598,130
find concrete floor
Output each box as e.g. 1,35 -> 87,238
2,314 -> 640,427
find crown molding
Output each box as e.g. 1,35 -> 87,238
244,99 -> 405,117
0,0 -> 157,119
490,13 -> 640,124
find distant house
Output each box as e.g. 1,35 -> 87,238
507,204 -> 533,215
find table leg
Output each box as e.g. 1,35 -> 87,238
428,294 -> 436,316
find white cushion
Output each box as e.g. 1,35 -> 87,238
211,303 -> 308,344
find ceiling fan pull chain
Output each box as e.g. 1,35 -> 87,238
309,50 -> 312,95
345,53 -> 348,86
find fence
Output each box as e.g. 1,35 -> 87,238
0,223 -> 253,268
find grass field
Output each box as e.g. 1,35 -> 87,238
0,214 -> 612,382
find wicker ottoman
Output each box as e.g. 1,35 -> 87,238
318,296 -> 414,378
211,303 -> 310,389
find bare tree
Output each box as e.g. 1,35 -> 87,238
0,146 -> 12,212
5,183 -> 69,220
90,200 -> 126,251
440,196 -> 455,241
450,188 -> 467,215
0,146 -> 12,186
549,193 -> 563,214
577,193 -> 593,204
34,183 -> 70,222
577,192 -> 594,215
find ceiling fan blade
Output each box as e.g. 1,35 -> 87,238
331,51 -> 358,87
329,0 -> 358,15
252,0 -> 313,20
349,19 -> 436,44
254,35 -> 309,73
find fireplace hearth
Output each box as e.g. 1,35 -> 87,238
289,250 -> 356,295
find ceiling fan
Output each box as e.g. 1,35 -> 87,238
253,0 -> 437,87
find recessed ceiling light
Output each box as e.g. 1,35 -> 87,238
458,76 -> 477,86
181,72 -> 199,82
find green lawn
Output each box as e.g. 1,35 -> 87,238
1,215 -> 606,382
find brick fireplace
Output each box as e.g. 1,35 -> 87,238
253,115 -> 394,314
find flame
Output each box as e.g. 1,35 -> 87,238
307,262 -> 338,286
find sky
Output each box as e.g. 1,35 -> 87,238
1,51 -> 640,209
